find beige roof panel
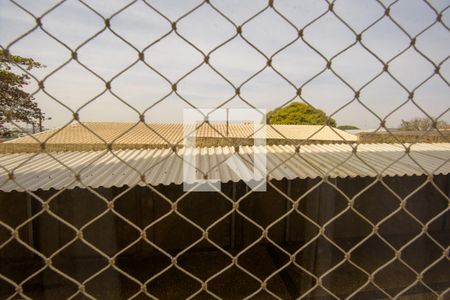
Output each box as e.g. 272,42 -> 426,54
0,122 -> 357,153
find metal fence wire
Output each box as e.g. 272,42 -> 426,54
0,0 -> 449,299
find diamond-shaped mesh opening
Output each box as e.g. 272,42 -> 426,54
325,209 -> 372,251
303,286 -> 337,299
0,191 -> 40,228
427,210 -> 450,248
85,267 -> 141,300
402,235 -> 443,272
239,180 -> 288,228
242,9 -> 298,55
23,268 -> 78,300
177,240 -> 231,281
146,266 -> 201,299
231,212 -> 262,251
205,214 -> 234,248
351,235 -> 395,273
266,264 -> 316,299
44,1 -> 104,48
0,239 -> 45,283
362,17 -> 410,61
116,186 -> 173,228
295,235 -> 344,277
268,208 -> 319,253
48,188 -> 108,228
296,181 -> 348,226
0,0 -> 449,298
146,212 -> 203,256
353,180 -> 400,223
405,181 -> 448,224
18,210 -> 76,257
110,2 -> 171,50
0,280 -> 16,300
238,242 -> 289,280
304,13 -> 355,58
83,211 -> 140,257
382,175 -> 428,199
390,0 -> 437,37
0,225 -> 10,246
210,38 -> 266,84
379,209 -> 423,249
373,259 -> 417,298
423,258 -> 450,295
177,4 -> 235,53
350,282 -> 391,300
207,265 -> 260,299
178,190 -> 232,229
322,261 -> 368,299
115,240 -> 171,283
51,239 -> 108,282
403,282 -> 440,299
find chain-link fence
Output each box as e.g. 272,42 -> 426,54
0,0 -> 449,299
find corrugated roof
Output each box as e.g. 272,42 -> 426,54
0,122 -> 357,153
0,143 -> 448,192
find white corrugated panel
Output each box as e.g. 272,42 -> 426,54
0,143 -> 449,192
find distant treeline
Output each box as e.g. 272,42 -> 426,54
358,130 -> 449,143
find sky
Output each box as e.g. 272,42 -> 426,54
1,0 -> 449,129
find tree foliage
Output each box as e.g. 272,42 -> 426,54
0,49 -> 44,136
337,125 -> 359,130
267,102 -> 336,127
398,117 -> 448,131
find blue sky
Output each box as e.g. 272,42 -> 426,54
1,0 -> 449,129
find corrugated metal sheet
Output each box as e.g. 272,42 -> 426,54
0,122 -> 357,153
0,143 -> 448,192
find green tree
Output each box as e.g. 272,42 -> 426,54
337,125 -> 359,130
267,102 -> 336,126
0,49 -> 45,137
399,117 -> 448,131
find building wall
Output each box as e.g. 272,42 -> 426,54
1,175 -> 448,260
1,175 -> 448,298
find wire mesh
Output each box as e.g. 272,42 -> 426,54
0,0 -> 449,299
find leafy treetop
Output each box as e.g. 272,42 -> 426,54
337,125 -> 359,130
0,49 -> 44,137
267,102 -> 336,127
398,117 -> 448,131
